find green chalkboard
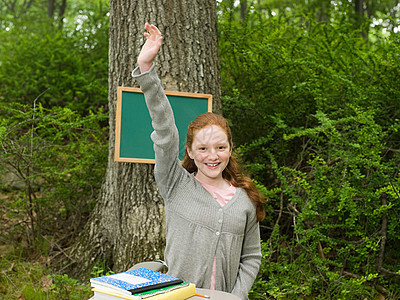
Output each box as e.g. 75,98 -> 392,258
115,87 -> 212,164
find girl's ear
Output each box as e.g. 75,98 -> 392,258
187,147 -> 194,159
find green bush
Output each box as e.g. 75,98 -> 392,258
219,8 -> 400,300
0,6 -> 109,114
0,101 -> 108,253
253,107 -> 400,299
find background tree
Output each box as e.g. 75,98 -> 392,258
47,0 -> 67,20
68,0 -> 222,277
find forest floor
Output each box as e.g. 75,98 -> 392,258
0,191 -> 92,299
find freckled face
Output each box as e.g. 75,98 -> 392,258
187,125 -> 232,185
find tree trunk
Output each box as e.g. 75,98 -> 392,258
240,0 -> 247,21
67,0 -> 221,278
353,0 -> 368,40
317,2 -> 328,23
59,0 -> 66,20
48,0 -> 55,18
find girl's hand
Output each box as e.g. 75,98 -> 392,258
137,23 -> 163,73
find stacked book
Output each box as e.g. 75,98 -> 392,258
90,268 -> 196,300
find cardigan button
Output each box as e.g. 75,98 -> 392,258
216,231 -> 220,236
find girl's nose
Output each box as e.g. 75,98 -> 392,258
208,148 -> 218,160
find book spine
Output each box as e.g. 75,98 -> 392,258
128,279 -> 183,294
136,283 -> 189,299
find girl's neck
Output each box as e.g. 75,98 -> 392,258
195,174 -> 231,190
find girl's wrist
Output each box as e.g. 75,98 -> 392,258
138,61 -> 153,73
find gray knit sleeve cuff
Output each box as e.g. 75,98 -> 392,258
131,64 -> 155,78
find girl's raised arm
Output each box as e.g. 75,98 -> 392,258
137,23 -> 163,73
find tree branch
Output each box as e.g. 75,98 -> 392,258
270,191 -> 284,248
1,0 -> 18,12
342,271 -> 389,295
376,194 -> 388,275
4,112 -> 59,136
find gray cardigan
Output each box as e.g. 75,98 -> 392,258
132,65 -> 261,300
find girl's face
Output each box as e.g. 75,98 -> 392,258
187,125 -> 232,185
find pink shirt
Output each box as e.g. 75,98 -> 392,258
195,177 -> 237,289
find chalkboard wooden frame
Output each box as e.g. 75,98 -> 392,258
115,87 -> 213,164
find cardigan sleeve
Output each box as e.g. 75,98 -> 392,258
132,65 -> 183,200
231,213 -> 262,300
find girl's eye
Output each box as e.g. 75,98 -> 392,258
199,147 -> 206,151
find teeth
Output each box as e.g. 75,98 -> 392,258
206,163 -> 219,167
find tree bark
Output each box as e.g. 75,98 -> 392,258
67,0 -> 221,278
240,0 -> 247,21
59,0 -> 66,20
48,0 -> 55,18
353,0 -> 368,40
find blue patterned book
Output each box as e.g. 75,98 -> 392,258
90,268 -> 183,296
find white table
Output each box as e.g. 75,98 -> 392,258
188,288 -> 241,300
89,288 -> 241,300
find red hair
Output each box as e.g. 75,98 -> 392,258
182,112 -> 266,222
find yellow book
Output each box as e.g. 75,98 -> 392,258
92,283 -> 196,300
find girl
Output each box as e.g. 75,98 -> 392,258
132,23 -> 265,300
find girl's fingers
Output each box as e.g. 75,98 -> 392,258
148,24 -> 161,37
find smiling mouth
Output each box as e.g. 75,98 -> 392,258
205,162 -> 221,167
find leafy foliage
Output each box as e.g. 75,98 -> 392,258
0,0 -> 109,252
0,1 -> 110,297
0,101 -> 108,254
219,2 -> 400,299
0,3 -> 109,114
